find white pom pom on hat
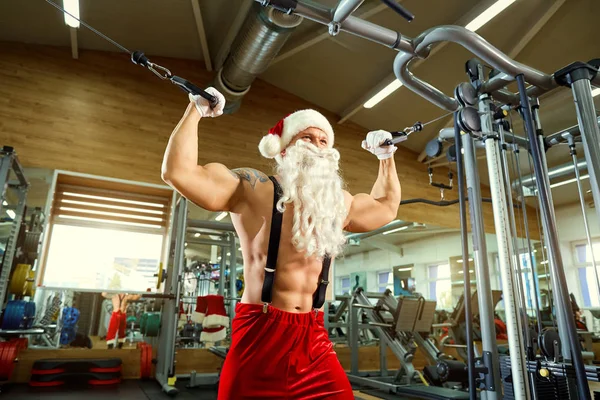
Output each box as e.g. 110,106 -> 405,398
258,109 -> 335,159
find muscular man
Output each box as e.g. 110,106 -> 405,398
101,292 -> 141,349
162,88 -> 401,399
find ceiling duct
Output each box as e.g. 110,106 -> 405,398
212,3 -> 303,113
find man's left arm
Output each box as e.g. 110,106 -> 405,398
345,131 -> 401,233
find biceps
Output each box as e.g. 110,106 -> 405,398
346,194 -> 395,233
167,163 -> 242,212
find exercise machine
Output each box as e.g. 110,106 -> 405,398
344,288 -> 472,400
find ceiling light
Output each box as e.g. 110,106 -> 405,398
194,233 -> 200,238
382,225 -> 410,235
456,258 -> 474,263
549,174 -> 589,189
215,212 -> 228,221
465,0 -> 516,32
592,87 -> 600,97
184,242 -> 188,247
396,267 -> 412,272
7,210 -> 15,219
62,0 -> 80,28
2,200 -> 7,206
227,252 -> 231,256
364,80 -> 403,109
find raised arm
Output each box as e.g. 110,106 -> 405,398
345,130 -> 401,233
161,89 -> 246,212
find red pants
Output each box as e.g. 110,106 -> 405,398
106,311 -> 126,346
218,303 -> 353,400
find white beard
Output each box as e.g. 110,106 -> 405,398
276,140 -> 347,259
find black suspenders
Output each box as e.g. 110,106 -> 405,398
260,176 -> 331,312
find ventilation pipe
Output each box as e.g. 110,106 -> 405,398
212,3 -> 303,113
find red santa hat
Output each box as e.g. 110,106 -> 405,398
258,109 -> 335,160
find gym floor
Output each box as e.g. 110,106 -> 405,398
1,379 -> 405,400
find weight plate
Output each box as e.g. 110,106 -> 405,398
24,270 -> 35,297
156,263 -> 164,290
23,232 -> 41,257
0,342 -> 18,381
0,343 -> 8,381
145,314 -> 160,337
9,264 -> 30,296
140,313 -> 148,333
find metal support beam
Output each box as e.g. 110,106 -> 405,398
187,219 -> 236,232
338,0 -> 497,124
272,2 -> 388,65
367,239 -> 404,256
191,0 -> 213,71
417,0 -> 564,161
69,27 -> 78,59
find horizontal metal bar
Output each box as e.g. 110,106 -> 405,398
354,304 -> 375,309
481,72 -> 514,94
394,25 -> 555,112
369,321 -> 393,328
545,116 -> 600,147
186,238 -> 230,246
284,1 -> 413,52
187,219 -> 236,232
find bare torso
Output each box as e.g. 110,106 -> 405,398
231,175 -> 351,313
105,293 -> 140,313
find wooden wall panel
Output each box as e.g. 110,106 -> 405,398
0,42 -> 539,237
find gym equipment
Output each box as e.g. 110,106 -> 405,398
29,358 -> 122,387
0,341 -> 20,381
141,312 -> 160,337
137,342 -> 152,379
1,300 -> 36,330
8,264 -> 31,295
566,134 -> 600,305
344,289 -> 470,400
155,263 -> 165,290
0,147 -> 29,305
24,270 -> 35,297
43,0 -> 218,108
60,307 -> 80,346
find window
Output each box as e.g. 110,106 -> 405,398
39,173 -> 173,292
377,270 -> 392,293
428,263 -> 453,310
572,241 -> 600,307
337,275 -> 351,295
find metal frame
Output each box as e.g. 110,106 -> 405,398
0,147 -> 30,306
155,196 -> 188,395
461,132 -> 501,398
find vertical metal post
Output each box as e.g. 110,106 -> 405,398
228,232 -> 237,319
571,78 -> 600,224
481,94 -> 530,400
349,299 -> 359,374
156,197 -> 188,395
462,133 -> 501,399
568,137 -> 600,300
218,246 -> 225,297
498,123 -> 538,399
380,335 -> 387,377
517,75 -> 590,399
453,113 -> 477,400
512,147 -> 544,335
531,104 -> 572,358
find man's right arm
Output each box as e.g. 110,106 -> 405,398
161,95 -> 246,212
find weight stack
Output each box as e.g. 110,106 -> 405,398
499,356 -> 569,399
29,358 -> 122,387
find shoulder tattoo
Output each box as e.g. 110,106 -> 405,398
229,168 -> 269,189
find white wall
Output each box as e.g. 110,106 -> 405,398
555,202 -> 600,306
336,232 -> 503,297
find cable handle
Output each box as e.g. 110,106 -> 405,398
131,51 -> 218,108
